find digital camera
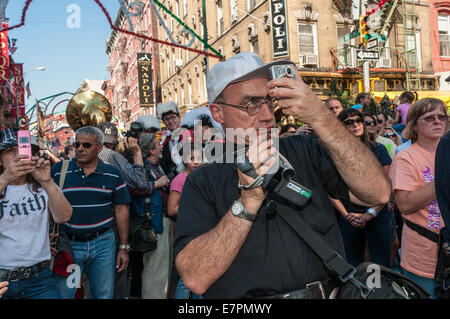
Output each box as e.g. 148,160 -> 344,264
269,64 -> 297,80
123,122 -> 143,139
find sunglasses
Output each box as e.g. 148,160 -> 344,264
377,119 -> 384,124
75,142 -> 94,149
343,118 -> 363,126
418,114 -> 448,123
384,133 -> 396,138
365,120 -> 376,126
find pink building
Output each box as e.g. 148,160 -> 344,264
105,2 -> 161,132
430,1 -> 450,73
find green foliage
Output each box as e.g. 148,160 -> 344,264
324,79 -> 354,109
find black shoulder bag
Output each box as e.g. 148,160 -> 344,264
275,202 -> 430,299
403,218 -> 450,299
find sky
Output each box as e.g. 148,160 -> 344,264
5,0 -> 121,121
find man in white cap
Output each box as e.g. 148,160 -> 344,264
157,102 -> 182,180
173,52 -> 391,298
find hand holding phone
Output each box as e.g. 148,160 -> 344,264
17,130 -> 32,161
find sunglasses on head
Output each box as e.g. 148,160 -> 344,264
365,120 -> 376,126
75,142 -> 94,149
343,118 -> 363,126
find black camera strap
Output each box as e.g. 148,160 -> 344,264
275,201 -> 374,298
275,202 -> 354,281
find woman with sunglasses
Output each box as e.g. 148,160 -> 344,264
364,112 -> 397,160
390,98 -> 448,298
380,127 -> 403,146
0,128 -> 72,299
328,109 -> 393,268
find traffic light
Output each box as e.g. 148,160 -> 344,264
359,15 -> 370,47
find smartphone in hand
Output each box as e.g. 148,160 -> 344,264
17,130 -> 32,160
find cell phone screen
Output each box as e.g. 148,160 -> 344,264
19,137 -> 30,144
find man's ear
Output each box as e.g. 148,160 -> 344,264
209,103 -> 224,125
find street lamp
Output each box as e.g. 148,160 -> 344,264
24,66 -> 46,74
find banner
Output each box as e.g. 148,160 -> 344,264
0,21 -> 9,85
270,0 -> 289,58
11,105 -> 25,128
137,53 -> 154,107
11,63 -> 25,106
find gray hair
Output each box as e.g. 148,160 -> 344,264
139,133 -> 158,158
76,126 -> 104,145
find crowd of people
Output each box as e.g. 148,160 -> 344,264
0,51 -> 449,300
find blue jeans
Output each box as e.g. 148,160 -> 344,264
54,228 -> 116,299
1,266 -> 61,299
401,267 -> 437,299
339,208 -> 392,268
174,277 -> 203,299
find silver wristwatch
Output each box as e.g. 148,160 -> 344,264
366,207 -> 378,217
119,244 -> 130,252
231,201 -> 257,222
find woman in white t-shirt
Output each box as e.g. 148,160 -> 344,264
0,128 -> 72,299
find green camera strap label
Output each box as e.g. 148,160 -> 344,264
287,182 -> 311,198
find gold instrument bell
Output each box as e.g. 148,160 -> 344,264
66,90 -> 112,131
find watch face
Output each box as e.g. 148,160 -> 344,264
232,201 -> 244,216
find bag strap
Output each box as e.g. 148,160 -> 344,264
58,160 -> 70,189
403,218 -> 439,243
275,201 -> 375,298
275,202 -> 355,283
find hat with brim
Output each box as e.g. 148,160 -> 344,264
207,51 -> 296,104
0,128 -> 39,153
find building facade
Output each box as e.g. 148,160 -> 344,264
429,0 -> 450,90
105,1 -> 161,132
156,0 -> 439,109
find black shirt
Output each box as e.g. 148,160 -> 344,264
174,135 -> 350,298
436,131 -> 450,242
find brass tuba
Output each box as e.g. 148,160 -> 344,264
66,90 -> 112,131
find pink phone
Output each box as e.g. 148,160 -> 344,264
17,130 -> 32,160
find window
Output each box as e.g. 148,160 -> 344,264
188,82 -> 193,104
336,25 -> 354,68
439,14 -> 450,57
167,56 -> 171,78
250,39 -> 259,55
181,87 -> 185,106
298,23 -> 318,60
186,38 -> 190,61
176,0 -> 180,17
248,0 -> 256,11
231,0 -> 238,22
406,32 -> 422,70
376,32 -> 391,68
183,0 -> 188,17
217,3 -> 224,36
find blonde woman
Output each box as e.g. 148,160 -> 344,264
390,98 -> 448,298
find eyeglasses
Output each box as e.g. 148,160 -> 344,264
365,120 -> 376,126
75,142 -> 94,149
384,133 -> 396,138
418,114 -> 448,123
377,119 -> 384,124
343,118 -> 363,126
217,97 -> 277,116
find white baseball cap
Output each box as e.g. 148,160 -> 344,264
207,52 -> 295,104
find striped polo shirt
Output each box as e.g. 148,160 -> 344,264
51,158 -> 130,236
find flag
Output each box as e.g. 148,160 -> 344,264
9,46 -> 17,54
25,81 -> 31,98
10,37 -> 16,47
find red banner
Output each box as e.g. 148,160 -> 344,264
11,63 -> 25,106
0,22 -> 9,85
